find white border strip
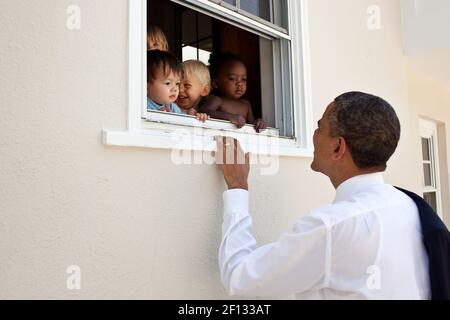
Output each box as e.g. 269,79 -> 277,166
128,0 -> 146,131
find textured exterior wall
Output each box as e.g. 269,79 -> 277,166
0,0 -> 448,299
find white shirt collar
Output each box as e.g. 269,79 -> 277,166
334,172 -> 385,203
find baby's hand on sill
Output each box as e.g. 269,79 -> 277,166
186,108 -> 197,116
159,106 -> 171,113
230,114 -> 246,129
254,119 -> 267,133
186,108 -> 209,122
195,112 -> 210,123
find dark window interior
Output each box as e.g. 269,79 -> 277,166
148,0 -> 263,120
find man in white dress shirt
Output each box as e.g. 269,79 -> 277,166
216,92 -> 430,299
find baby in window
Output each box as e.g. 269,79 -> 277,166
176,60 -> 211,116
198,52 -> 266,133
147,50 -> 208,121
147,23 -> 169,51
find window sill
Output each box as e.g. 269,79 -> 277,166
102,118 -> 313,158
145,110 -> 281,136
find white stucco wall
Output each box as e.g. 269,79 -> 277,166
401,0 -> 450,54
406,55 -> 450,225
0,0 -> 448,299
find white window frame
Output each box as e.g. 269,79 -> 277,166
102,0 -> 313,157
419,118 -> 443,218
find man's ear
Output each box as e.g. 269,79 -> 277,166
332,137 -> 347,160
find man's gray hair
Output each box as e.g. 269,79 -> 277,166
329,92 -> 401,170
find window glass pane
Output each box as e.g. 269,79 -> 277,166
198,39 -> 212,65
422,138 -> 430,161
423,163 -> 432,186
181,10 -> 212,64
213,0 -> 287,30
182,10 -> 197,46
240,0 -> 271,21
198,14 -> 212,39
424,192 -> 437,212
182,45 -> 198,61
272,0 -> 288,29
223,0 -> 236,6
181,40 -> 212,64
198,38 -> 212,52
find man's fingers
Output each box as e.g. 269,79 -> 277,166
215,135 -> 230,165
215,136 -> 247,165
233,139 -> 237,164
234,138 -> 243,165
215,136 -> 223,149
214,136 -> 224,165
234,139 -> 247,165
224,136 -> 229,164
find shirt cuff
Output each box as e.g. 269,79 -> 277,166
223,189 -> 249,219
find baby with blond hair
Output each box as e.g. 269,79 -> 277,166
176,60 -> 211,116
147,23 -> 169,51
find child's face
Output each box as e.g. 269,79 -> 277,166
215,61 -> 247,99
177,72 -> 209,110
147,35 -> 165,51
148,41 -> 163,51
147,69 -> 180,105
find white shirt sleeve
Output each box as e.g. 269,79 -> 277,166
219,189 -> 331,297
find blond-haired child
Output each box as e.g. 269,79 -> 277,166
147,23 -> 169,51
177,60 -> 211,117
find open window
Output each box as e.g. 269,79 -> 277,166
103,0 -> 313,157
420,119 -> 443,218
146,0 -> 299,138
